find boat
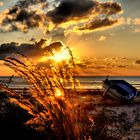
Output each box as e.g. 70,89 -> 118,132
102,78 -> 138,102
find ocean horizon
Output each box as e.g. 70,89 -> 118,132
0,76 -> 140,90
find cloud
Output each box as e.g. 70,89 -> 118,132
0,8 -> 47,33
0,0 -> 48,32
133,18 -> 140,25
0,0 -> 122,34
118,65 -> 127,68
0,42 -> 38,59
75,57 -> 115,70
76,18 -> 117,33
134,28 -> 140,33
49,28 -> 65,37
47,0 -> 122,33
98,35 -> 107,41
47,0 -> 97,24
0,39 -> 64,60
12,0 -> 47,8
104,57 -> 126,62
0,2 -> 3,7
75,57 -> 95,68
114,17 -> 140,27
47,0 -> 121,24
0,42 -> 18,59
135,60 -> 140,65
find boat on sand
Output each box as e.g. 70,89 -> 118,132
102,79 -> 138,102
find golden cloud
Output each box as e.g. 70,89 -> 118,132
0,0 -> 122,34
98,35 -> 107,41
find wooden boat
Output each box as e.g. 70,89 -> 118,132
102,79 -> 138,102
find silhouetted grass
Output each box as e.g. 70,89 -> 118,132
1,42 -> 81,140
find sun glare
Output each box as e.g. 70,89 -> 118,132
39,56 -> 48,62
39,47 -> 71,63
51,48 -> 70,62
55,89 -> 63,98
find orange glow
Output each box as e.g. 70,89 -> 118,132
0,61 -> 16,76
39,47 -> 71,63
50,48 -> 70,62
54,89 -> 63,98
39,56 -> 48,62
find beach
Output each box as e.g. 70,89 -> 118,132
0,76 -> 140,139
67,91 -> 140,139
0,0 -> 140,139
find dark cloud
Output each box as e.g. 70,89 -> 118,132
47,0 -> 121,24
0,39 -> 64,60
104,57 -> 127,62
78,18 -> 117,31
98,1 -> 122,15
47,0 -> 122,33
47,0 -> 97,24
1,8 -> 46,33
135,60 -> 140,65
0,0 -> 48,32
0,42 -> 18,59
0,42 -> 40,59
13,0 -> 47,9
118,65 -> 127,68
0,0 -> 122,34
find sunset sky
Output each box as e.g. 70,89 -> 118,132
0,0 -> 140,76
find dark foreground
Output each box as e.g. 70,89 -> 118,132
0,90 -> 140,140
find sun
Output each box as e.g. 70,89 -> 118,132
50,48 -> 71,62
39,47 -> 71,63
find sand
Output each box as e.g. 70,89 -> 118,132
71,92 -> 140,140
1,88 -> 140,140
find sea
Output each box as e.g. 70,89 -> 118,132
0,76 -> 140,91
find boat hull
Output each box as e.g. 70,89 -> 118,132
102,80 -> 138,102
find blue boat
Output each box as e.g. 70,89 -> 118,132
102,79 -> 138,102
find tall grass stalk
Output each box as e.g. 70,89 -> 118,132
2,42 -> 81,140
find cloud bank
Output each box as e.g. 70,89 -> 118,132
0,39 -> 64,60
0,0 -> 122,34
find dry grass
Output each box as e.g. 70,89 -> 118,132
0,42 -> 82,140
